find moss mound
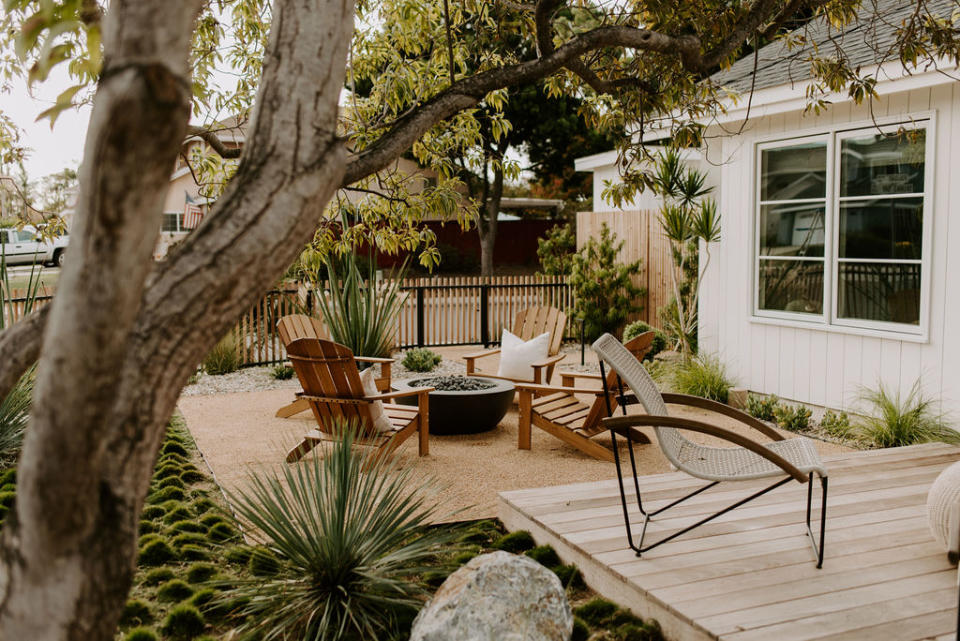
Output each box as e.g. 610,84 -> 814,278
190,498 -> 216,514
186,563 -> 218,584
207,522 -> 237,543
491,530 -> 536,553
554,564 -> 586,590
573,598 -> 619,627
180,544 -> 210,562
224,545 -> 254,565
157,579 -> 194,603
142,567 -> 176,586
571,616 -> 590,641
138,539 -> 177,566
141,505 -> 166,520
168,519 -> 205,534
119,599 -> 153,627
171,532 -> 207,549
180,469 -> 206,484
161,442 -> 189,458
526,545 -> 561,568
248,547 -> 281,576
124,627 -> 159,641
161,604 -> 205,640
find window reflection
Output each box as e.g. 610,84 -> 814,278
838,198 -> 922,260
840,131 -> 925,197
760,204 -> 825,257
761,143 -> 827,201
758,260 -> 824,314
837,262 -> 920,324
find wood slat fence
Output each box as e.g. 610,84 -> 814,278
576,209 -> 679,328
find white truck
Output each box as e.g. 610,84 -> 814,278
0,225 -> 68,267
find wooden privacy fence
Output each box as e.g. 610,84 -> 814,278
229,275 -> 573,368
576,209 -> 679,328
2,294 -> 53,327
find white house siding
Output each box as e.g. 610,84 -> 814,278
698,84 -> 959,414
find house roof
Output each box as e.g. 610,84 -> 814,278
710,0 -> 957,94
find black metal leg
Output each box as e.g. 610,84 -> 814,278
805,472 -> 828,569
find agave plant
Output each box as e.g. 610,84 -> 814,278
316,252 -> 407,359
222,425 -> 458,641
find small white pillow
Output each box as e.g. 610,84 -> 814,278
497,329 -> 550,382
360,368 -> 394,433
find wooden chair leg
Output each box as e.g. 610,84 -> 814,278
276,397 -> 309,418
418,391 -> 429,456
285,436 -> 318,463
518,389 -> 532,450
465,357 -> 476,376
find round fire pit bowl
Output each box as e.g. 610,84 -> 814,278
391,375 -> 515,435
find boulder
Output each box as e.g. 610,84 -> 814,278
410,550 -> 573,641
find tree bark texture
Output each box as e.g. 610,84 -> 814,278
0,1 -> 354,639
479,160 -> 504,278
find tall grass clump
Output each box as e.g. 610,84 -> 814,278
221,424 -> 457,641
317,253 -> 407,359
857,381 -> 959,448
202,333 -> 240,375
673,354 -> 734,404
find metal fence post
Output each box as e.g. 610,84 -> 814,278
480,282 -> 490,347
416,286 -> 425,348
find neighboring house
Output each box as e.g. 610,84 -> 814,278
576,0 -> 960,414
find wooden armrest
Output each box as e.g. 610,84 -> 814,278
515,383 -> 604,395
365,388 -> 434,401
557,370 -> 603,380
661,393 -> 784,441
355,355 -> 396,364
602,415 -> 808,482
531,353 -> 566,369
463,348 -> 501,361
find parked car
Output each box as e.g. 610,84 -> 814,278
0,225 -> 68,267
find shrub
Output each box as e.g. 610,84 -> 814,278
189,588 -> 217,610
150,486 -> 187,504
673,354 -> 734,403
157,476 -> 185,491
190,497 -> 216,514
623,321 -> 668,361
161,604 -> 206,640
186,563 -> 218,584
139,539 -> 177,566
142,567 -> 175,586
746,394 -> 779,422
247,547 -> 281,577
573,597 -> 618,627
207,522 -> 237,543
202,333 -> 240,376
163,506 -> 194,524
773,404 -> 812,432
821,410 -> 852,438
570,223 -> 645,341
857,381 -> 960,448
270,364 -> 295,380
154,463 -> 183,480
124,627 -> 159,641
0,491 -> 16,509
199,513 -> 227,528
526,545 -> 561,568
162,441 -> 189,458
222,425 -> 457,641
139,520 -> 157,535
453,550 -> 478,565
401,348 -> 442,372
0,468 -> 15,486
224,545 -> 254,565
157,579 -> 195,603
537,223 -> 576,276
492,530 -> 536,553
119,599 -> 153,627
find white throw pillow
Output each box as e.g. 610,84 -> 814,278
360,368 -> 394,433
497,329 -> 550,382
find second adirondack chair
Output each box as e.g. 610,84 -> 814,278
464,306 -> 567,384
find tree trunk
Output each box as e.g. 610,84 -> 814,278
479,161 -> 504,277
0,1 -> 354,639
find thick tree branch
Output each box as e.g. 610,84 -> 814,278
186,125 -> 243,159
0,306 -> 48,402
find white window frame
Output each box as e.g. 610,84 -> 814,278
161,211 -> 185,233
751,116 -> 934,340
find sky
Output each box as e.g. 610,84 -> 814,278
4,67 -> 91,181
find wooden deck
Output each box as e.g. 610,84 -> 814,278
499,443 -> 960,641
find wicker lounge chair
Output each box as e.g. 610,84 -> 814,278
275,314 -> 393,418
592,333 -> 828,567
515,332 -> 657,461
463,306 -> 567,384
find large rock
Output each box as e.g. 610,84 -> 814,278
410,551 -> 573,641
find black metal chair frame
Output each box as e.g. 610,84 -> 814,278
599,360 -> 828,568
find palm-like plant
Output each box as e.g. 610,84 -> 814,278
222,425 -> 458,641
857,380 -> 959,448
316,252 -> 407,359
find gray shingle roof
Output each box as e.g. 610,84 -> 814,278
710,0 -> 958,93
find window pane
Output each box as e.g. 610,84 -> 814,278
838,197 -> 922,259
840,130 -> 925,197
17,230 -> 36,242
760,203 -> 825,257
837,262 -> 920,324
758,259 -> 824,314
161,213 -> 180,232
760,142 -> 827,201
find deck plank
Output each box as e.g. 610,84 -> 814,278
498,443 -> 960,641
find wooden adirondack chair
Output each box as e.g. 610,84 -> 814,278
283,337 -> 430,463
515,332 -> 656,461
275,314 -> 394,418
464,306 -> 567,384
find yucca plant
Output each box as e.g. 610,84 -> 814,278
673,353 -> 734,404
316,252 -> 407,359
857,381 -> 959,448
221,424 -> 459,641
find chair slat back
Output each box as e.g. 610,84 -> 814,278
277,314 -> 330,346
513,306 -> 566,356
592,333 -> 688,465
582,332 -> 657,431
286,338 -> 374,433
